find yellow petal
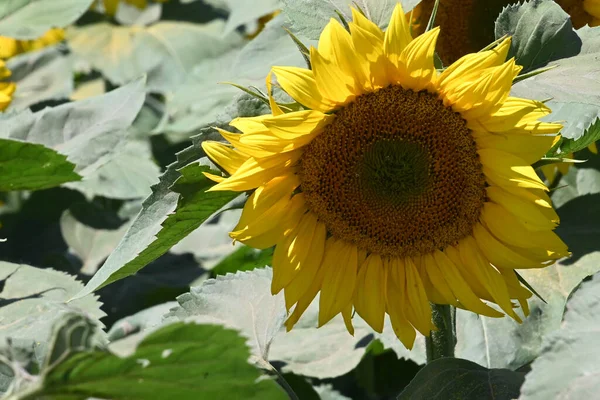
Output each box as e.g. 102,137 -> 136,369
472,223 -> 548,270
271,66 -> 336,112
386,257 -> 417,349
486,186 -> 558,230
478,148 -> 548,191
351,7 -> 384,41
434,250 -> 504,317
260,110 -> 334,141
457,237 -> 520,321
266,70 -> 283,116
437,37 -> 511,93
271,212 -> 326,295
403,257 -> 433,335
473,97 -> 551,132
318,18 -> 370,92
421,253 -> 458,306
397,27 -> 440,91
310,46 -> 357,106
209,150 -> 302,192
475,132 -> 556,165
349,21 -> 389,89
342,304 -> 355,335
201,141 -> 250,175
383,3 -> 412,69
354,254 -> 386,333
318,239 -> 358,326
216,128 -> 275,158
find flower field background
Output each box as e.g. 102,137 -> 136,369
0,0 -> 599,399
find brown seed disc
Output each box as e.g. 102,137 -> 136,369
299,85 -> 486,258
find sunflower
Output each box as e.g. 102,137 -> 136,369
414,0 -> 600,65
202,4 -> 568,348
0,60 -> 15,111
0,28 -> 65,60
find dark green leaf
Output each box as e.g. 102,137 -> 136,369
398,358 -> 525,400
557,118 -> 600,155
18,323 -> 286,400
211,246 -> 273,277
0,138 -> 80,191
495,0 -> 581,73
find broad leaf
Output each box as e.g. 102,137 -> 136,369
217,0 -> 280,35
6,47 -> 73,111
67,20 -> 243,93
269,297 -> 374,379
0,138 -> 80,191
455,251 -> 600,369
107,302 -> 178,342
16,323 -> 286,400
60,210 -> 129,275
397,358 -> 524,400
519,273 -> 600,400
511,26 -> 600,139
281,0 -> 419,40
0,0 -> 94,39
2,77 -> 146,184
554,193 -> 600,263
165,268 -> 285,363
76,163 -> 237,297
210,246 -> 273,277
0,262 -> 105,368
557,118 -> 600,155
495,0 -> 581,73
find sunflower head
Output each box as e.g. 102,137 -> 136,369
203,4 -> 567,348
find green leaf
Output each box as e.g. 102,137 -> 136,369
494,0 -> 581,73
0,0 -> 94,39
455,252 -> 600,369
16,323 -> 286,400
107,302 -> 178,343
269,297 -> 376,379
165,268 -> 286,363
6,47 -> 73,111
519,273 -> 600,400
59,210 -> 129,275
281,0 -> 419,40
511,25 -> 600,139
67,20 -> 243,93
0,138 -> 80,191
76,163 -> 237,296
0,263 -> 106,369
210,246 -> 273,277
397,358 -> 525,400
556,118 -> 600,155
2,77 -> 146,194
554,193 -> 600,263
162,14 -> 304,136
217,0 -> 280,35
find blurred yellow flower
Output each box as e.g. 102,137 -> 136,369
203,4 -> 568,347
0,61 -> 15,111
0,28 -> 65,60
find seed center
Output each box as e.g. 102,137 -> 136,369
299,85 -> 486,258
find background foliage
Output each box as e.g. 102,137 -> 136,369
0,0 -> 599,399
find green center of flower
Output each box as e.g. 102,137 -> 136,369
299,85 -> 486,258
359,140 -> 431,205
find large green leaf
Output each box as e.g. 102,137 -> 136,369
455,251 -> 600,369
281,0 -> 419,40
67,20 -> 244,93
397,358 -> 525,400
0,263 -> 105,369
6,47 -> 73,111
494,0 -> 580,73
162,14 -> 304,136
165,268 -> 286,363
511,25 -> 600,139
217,0 -> 280,35
210,246 -> 273,277
2,77 -> 146,189
519,272 -> 600,400
75,163 -> 237,297
59,210 -> 129,275
14,323 -> 286,400
0,138 -> 80,191
0,0 -> 93,39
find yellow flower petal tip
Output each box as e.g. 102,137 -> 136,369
207,5 -> 566,348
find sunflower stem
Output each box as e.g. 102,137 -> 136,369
426,304 -> 456,363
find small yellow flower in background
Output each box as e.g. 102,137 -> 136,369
202,4 -> 568,348
0,28 -> 65,60
414,0 -> 600,65
0,61 -> 15,111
